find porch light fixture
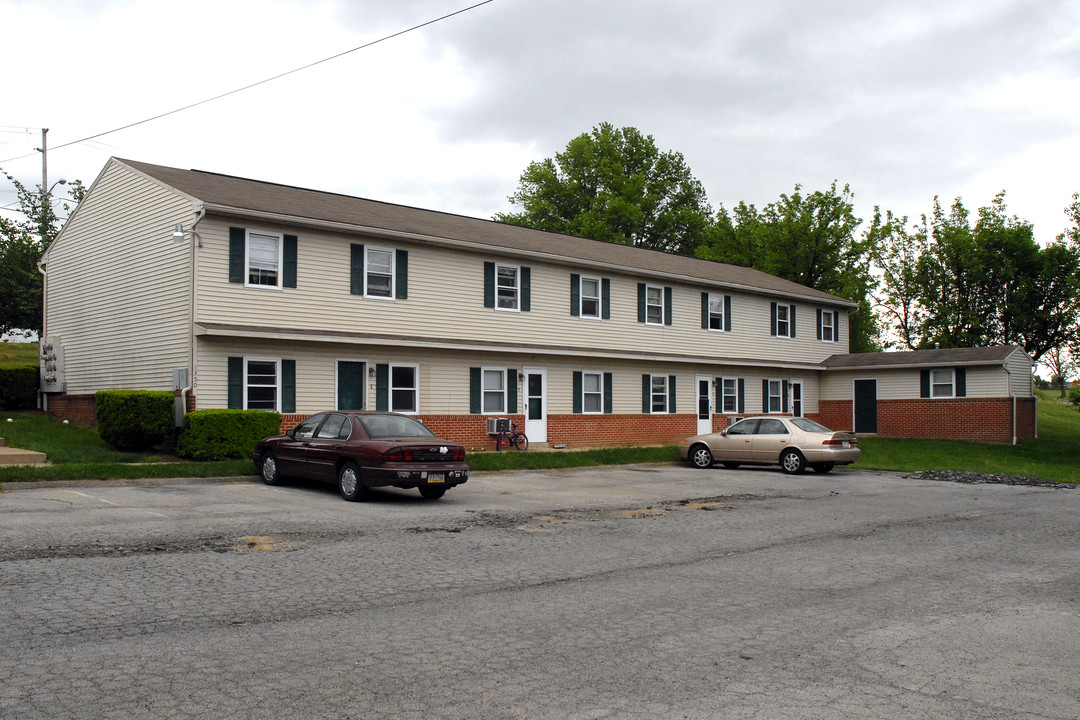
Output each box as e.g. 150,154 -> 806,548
172,224 -> 202,247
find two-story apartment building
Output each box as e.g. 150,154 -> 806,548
39,158 -> 1036,448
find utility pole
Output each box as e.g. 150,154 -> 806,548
36,128 -> 48,196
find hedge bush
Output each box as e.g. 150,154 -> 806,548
176,409 -> 282,461
0,365 -> 39,410
95,390 -> 176,451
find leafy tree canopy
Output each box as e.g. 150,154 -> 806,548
494,123 -> 713,255
0,170 -> 84,337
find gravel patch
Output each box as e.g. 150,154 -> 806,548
915,470 -> 1076,489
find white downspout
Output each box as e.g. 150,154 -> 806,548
1004,362 -> 1017,445
179,206 -> 206,419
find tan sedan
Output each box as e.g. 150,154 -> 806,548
678,416 -> 859,474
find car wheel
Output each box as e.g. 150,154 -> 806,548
338,461 -> 369,502
721,462 -> 740,469
780,449 -> 806,475
690,444 -> 714,469
260,452 -> 284,486
811,463 -> 835,474
418,485 -> 447,500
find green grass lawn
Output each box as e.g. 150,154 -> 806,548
0,342 -> 38,367
1,389 -> 1077,485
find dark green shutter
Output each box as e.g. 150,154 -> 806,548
520,267 -> 531,311
642,374 -> 651,413
283,235 -> 298,288
701,292 -> 709,330
282,360 -> 296,413
573,371 -> 583,413
484,262 -> 495,308
956,368 -> 967,397
833,311 -> 841,343
738,379 -> 745,414
725,296 -> 732,332
570,274 -> 580,316
770,302 -> 777,336
714,377 -> 723,413
375,364 -> 389,411
469,367 -> 481,413
229,228 -> 245,283
227,357 -> 242,409
789,305 -> 796,337
603,372 -> 613,414
602,279 -> 611,319
762,379 -> 769,413
507,369 -> 518,413
637,284 -> 646,323
664,287 -> 673,326
395,249 -> 408,299
817,309 -> 824,340
350,244 -> 364,295
668,375 -> 676,413
920,370 -> 931,398
781,380 -> 788,414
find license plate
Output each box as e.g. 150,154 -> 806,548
842,442 -> 850,448
426,472 -> 445,483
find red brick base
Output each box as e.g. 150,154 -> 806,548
43,393 -> 98,426
819,397 -> 1036,443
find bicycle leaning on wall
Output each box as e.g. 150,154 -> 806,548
494,421 -> 529,451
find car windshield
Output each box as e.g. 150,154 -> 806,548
359,414 -> 436,439
791,417 -> 833,433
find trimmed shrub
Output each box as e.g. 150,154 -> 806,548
1069,386 -> 1080,408
176,409 -> 282,461
95,390 -> 176,451
0,365 -> 39,410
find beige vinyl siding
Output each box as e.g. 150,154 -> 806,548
197,336 -> 822,417
821,365 -> 1012,401
1005,350 -> 1034,396
194,218 -> 848,367
44,161 -> 193,393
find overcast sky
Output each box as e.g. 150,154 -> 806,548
3,0 -> 1079,243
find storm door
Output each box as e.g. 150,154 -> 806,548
523,367 -> 547,443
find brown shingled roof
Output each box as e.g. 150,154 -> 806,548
119,158 -> 855,307
823,345 -> 1028,369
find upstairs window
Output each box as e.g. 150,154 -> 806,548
580,277 -> 601,318
702,293 -> 732,332
247,231 -> 281,288
497,264 -> 519,310
771,302 -> 797,338
365,247 -> 394,298
818,309 -> 840,342
484,262 -> 531,312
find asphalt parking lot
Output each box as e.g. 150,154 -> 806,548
2,464 -> 1079,719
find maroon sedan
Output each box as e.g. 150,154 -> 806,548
252,412 -> 469,501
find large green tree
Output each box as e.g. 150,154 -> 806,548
0,170 -> 84,337
494,123 -> 713,255
697,182 -> 879,353
872,192 -> 1080,361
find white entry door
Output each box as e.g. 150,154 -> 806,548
696,375 -> 713,435
523,367 -> 547,443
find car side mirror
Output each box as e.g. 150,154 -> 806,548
286,427 -> 297,438
720,428 -> 728,437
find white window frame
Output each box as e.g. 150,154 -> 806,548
820,310 -> 835,342
496,263 -> 520,312
335,358 -> 367,411
766,378 -> 783,413
244,356 -> 280,411
482,367 -> 507,414
708,293 -> 725,332
645,284 -> 665,326
775,304 -> 791,338
579,275 -> 602,319
364,245 -> 395,300
721,377 -> 738,413
581,371 -> 604,414
650,374 -> 669,413
245,230 -> 283,290
931,369 -> 955,398
389,363 -> 420,414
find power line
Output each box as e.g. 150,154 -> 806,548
0,0 -> 495,165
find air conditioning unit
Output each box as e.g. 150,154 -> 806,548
486,417 -> 510,434
727,416 -> 744,427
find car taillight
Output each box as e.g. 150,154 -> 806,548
822,438 -> 856,446
449,447 -> 466,461
382,448 -> 407,461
